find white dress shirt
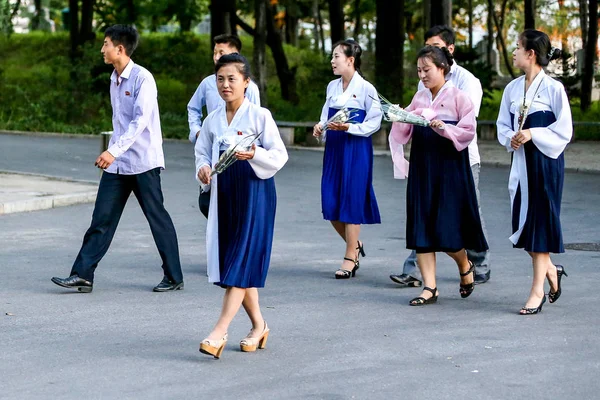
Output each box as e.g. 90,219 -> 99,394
106,60 -> 165,175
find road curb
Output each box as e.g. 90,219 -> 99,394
0,170 -> 98,215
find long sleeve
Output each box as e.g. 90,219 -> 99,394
249,110 -> 289,179
431,92 -> 476,151
318,82 -> 334,126
530,85 -> 572,159
346,83 -> 382,137
388,99 -> 417,179
194,116 -> 213,184
107,75 -> 156,158
187,81 -> 206,143
496,85 -> 516,153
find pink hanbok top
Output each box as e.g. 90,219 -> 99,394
388,82 -> 477,178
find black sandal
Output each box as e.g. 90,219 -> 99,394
520,295 -> 546,315
459,261 -> 475,298
409,286 -> 438,306
356,241 -> 366,258
548,265 -> 567,304
335,257 -> 359,279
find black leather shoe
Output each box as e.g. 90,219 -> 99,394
153,277 -> 184,292
389,274 -> 422,287
474,270 -> 490,285
51,275 -> 93,293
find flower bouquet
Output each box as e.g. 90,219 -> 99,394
210,131 -> 262,177
372,93 -> 429,127
316,107 -> 361,143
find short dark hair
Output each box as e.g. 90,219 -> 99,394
417,45 -> 454,75
215,53 -> 252,81
424,25 -> 455,46
519,29 -> 562,67
332,39 -> 363,74
213,34 -> 243,52
104,25 -> 139,56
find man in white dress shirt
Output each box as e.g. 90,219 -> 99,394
390,25 -> 492,287
187,34 -> 260,218
51,25 -> 184,293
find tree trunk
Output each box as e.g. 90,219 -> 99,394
210,0 -> 237,38
429,0 -> 452,27
235,9 -> 299,103
254,0 -> 268,106
524,0 -> 536,29
375,0 -> 404,103
468,0 -> 473,48
557,0 -> 569,74
353,0 -> 361,39
580,0 -> 589,49
328,0 -> 344,45
69,0 -> 79,59
31,0 -> 41,30
492,0 -> 516,78
423,0 -> 430,30
125,0 -> 136,24
284,0 -> 299,45
487,0 -> 493,66
317,5 -> 326,54
581,0 -> 598,111
266,4 -> 298,103
80,0 -> 95,43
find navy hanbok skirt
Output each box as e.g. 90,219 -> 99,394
510,111 -> 565,253
217,156 -> 277,288
321,107 -> 381,224
406,123 -> 488,253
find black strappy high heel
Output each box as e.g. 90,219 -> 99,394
409,286 -> 438,306
520,295 -> 546,315
459,261 -> 475,298
335,257 -> 359,279
356,241 -> 366,258
548,265 -> 568,303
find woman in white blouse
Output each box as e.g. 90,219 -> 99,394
496,29 -> 572,315
195,54 -> 288,357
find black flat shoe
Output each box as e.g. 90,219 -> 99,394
548,265 -> 568,304
153,276 -> 184,292
409,286 -> 438,306
459,261 -> 475,298
335,257 -> 359,279
520,295 -> 546,315
474,270 -> 490,285
51,275 -> 93,293
389,274 -> 422,287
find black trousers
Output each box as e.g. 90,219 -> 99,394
71,168 -> 183,283
198,187 -> 210,218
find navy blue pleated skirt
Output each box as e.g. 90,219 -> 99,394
216,156 -> 277,288
321,107 -> 381,224
406,123 -> 488,253
510,111 -> 565,253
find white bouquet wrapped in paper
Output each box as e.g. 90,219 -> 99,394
211,132 -> 262,177
373,93 -> 429,127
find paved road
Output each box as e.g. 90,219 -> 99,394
1,134 -> 600,399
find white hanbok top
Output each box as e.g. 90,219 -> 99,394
318,71 -> 382,138
496,69 -> 572,244
194,98 -> 288,282
418,62 -> 482,166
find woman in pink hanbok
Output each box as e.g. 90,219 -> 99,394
389,46 -> 488,306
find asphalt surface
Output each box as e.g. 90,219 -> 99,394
1,134 -> 600,400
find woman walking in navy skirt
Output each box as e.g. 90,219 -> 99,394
195,54 -> 288,358
313,39 -> 382,279
497,30 -> 572,315
389,46 -> 488,306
